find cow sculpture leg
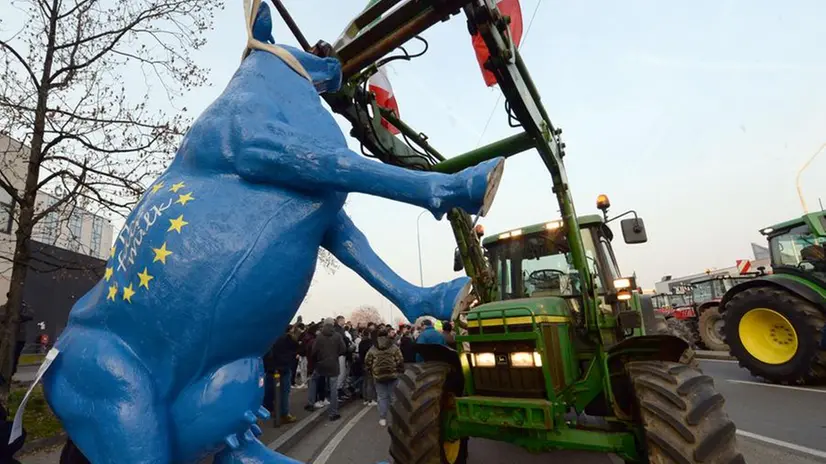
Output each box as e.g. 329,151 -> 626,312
236,125 -> 505,222
322,210 -> 472,322
44,327 -> 173,464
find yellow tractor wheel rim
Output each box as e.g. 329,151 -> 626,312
738,308 -> 798,365
443,440 -> 461,463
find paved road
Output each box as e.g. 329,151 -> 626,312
13,364 -> 38,383
292,360 -> 826,464
700,359 -> 826,452
16,360 -> 826,463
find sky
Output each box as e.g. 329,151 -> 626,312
8,0 -> 826,323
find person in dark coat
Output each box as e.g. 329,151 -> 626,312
399,325 -> 417,364
263,323 -> 305,423
306,318 -> 345,421
358,327 -> 377,405
442,321 -> 457,349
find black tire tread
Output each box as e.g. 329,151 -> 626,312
666,317 -> 700,349
698,306 -> 729,351
388,362 -> 468,464
724,287 -> 826,385
629,360 -> 742,463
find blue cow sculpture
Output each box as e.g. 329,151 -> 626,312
40,2 -> 504,463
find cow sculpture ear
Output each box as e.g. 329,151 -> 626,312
251,1 -> 275,44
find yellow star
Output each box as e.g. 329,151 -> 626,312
110,246 -> 116,258
175,192 -> 195,206
168,215 -> 188,233
137,268 -> 154,290
122,283 -> 135,303
169,182 -> 186,193
151,182 -> 165,194
104,267 -> 113,281
107,284 -> 118,301
152,242 -> 173,264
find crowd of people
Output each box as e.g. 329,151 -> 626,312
262,315 -> 457,425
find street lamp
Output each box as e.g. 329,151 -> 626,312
416,210 -> 427,287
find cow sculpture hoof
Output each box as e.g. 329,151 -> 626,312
407,277 -> 473,322
214,437 -> 302,464
431,158 -> 505,220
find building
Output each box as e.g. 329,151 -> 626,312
1,134 -> 114,321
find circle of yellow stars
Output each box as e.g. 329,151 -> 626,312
104,180 -> 195,304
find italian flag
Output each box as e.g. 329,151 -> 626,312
368,66 -> 401,135
471,0 -> 524,87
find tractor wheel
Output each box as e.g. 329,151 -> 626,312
723,287 -> 826,384
627,361 -> 743,463
651,313 -> 669,334
389,362 -> 468,464
699,306 -> 729,352
666,317 -> 699,349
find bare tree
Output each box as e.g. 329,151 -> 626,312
0,0 -> 225,409
349,305 -> 385,327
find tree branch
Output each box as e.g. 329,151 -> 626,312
50,2 -> 188,80
32,167 -> 86,224
0,39 -> 40,89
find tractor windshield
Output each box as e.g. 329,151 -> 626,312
486,227 -> 603,300
769,224 -> 826,279
669,293 -> 689,307
691,280 -> 727,303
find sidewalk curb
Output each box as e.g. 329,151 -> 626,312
19,432 -> 67,456
695,350 -> 736,361
267,405 -> 329,453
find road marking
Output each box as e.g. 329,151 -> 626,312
727,379 -> 826,394
313,405 -> 371,464
267,405 -> 327,451
737,430 -> 826,459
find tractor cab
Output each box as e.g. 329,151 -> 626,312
690,274 -> 757,306
482,215 -> 619,302
457,206 -> 651,405
761,212 -> 826,282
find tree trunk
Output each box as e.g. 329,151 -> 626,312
0,0 -> 58,411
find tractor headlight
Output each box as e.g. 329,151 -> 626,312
472,352 -> 496,367
613,278 -> 632,290
509,352 -> 543,367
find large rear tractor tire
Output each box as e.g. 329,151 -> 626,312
389,363 -> 468,464
628,361 -> 743,463
699,306 -> 729,352
666,317 -> 700,349
651,313 -> 669,335
723,287 -> 826,385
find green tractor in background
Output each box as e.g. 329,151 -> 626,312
721,212 -> 826,385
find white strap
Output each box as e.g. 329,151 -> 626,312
242,0 -> 312,82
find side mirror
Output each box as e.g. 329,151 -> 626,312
621,217 -> 647,244
453,248 -> 464,272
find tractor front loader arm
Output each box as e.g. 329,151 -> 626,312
307,0 -> 596,324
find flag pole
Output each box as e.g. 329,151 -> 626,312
270,0 -> 312,51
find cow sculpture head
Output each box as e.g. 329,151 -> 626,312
247,0 -> 343,95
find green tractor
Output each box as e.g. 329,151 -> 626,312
721,212 -> 826,384
389,200 -> 739,464
295,0 -> 743,461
